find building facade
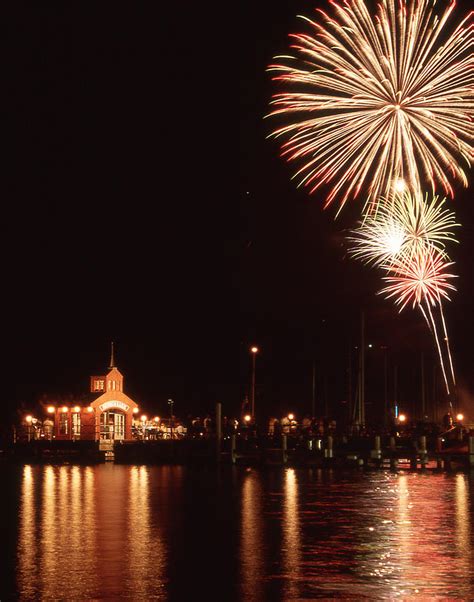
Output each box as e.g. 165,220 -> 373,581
44,347 -> 139,441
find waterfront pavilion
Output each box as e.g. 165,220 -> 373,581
45,346 -> 139,441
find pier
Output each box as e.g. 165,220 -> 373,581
4,432 -> 474,471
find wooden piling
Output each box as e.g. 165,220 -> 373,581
231,434 -> 236,464
469,436 -> 474,469
389,436 -> 398,469
371,435 -> 382,465
282,434 -> 288,464
419,435 -> 427,468
436,437 -> 443,469
215,402 -> 222,462
324,435 -> 333,459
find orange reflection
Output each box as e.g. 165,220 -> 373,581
128,466 -> 166,596
241,470 -> 264,600
16,464 -> 170,600
94,464 -> 130,596
455,474 -> 470,564
283,468 -> 301,600
38,466 -> 100,599
40,465 -> 57,598
18,465 -> 38,598
386,472 -> 472,597
396,473 -> 412,574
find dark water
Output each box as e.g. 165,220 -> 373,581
1,464 -> 474,600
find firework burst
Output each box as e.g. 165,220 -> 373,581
379,245 -> 457,311
267,0 -> 474,213
349,192 -> 459,394
379,244 -> 457,392
348,191 -> 459,266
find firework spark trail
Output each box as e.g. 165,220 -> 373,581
419,300 -> 451,394
439,300 -> 456,387
379,245 -> 457,393
267,0 -> 473,213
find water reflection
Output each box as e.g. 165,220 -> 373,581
18,465 -> 37,599
16,465 -> 167,600
240,469 -> 264,600
128,466 -> 166,598
388,473 -> 472,598
12,465 -> 474,600
455,474 -> 471,576
40,465 -> 57,599
282,468 -> 301,600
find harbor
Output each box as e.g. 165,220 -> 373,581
5,425 -> 474,471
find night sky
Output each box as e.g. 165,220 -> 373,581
3,1 -> 473,428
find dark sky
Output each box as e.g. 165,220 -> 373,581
239,0 -> 474,423
3,1 -> 473,426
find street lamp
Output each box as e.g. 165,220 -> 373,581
25,415 -> 33,442
250,346 -> 258,420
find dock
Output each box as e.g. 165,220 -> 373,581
3,433 -> 474,470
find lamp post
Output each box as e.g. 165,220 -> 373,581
250,346 -> 258,420
168,399 -> 174,439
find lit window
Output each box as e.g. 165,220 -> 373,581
59,412 -> 68,435
72,413 -> 81,437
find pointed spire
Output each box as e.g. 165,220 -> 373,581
108,341 -> 116,370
